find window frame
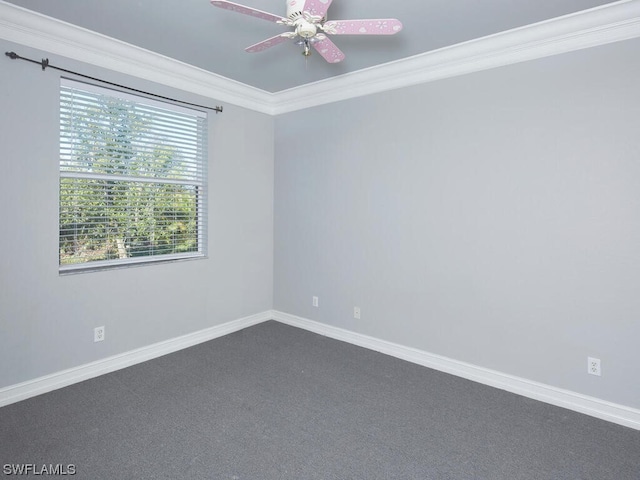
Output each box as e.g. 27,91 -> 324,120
58,78 -> 208,274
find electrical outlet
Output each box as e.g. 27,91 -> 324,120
588,357 -> 601,376
312,296 -> 319,307
353,306 -> 361,320
94,326 -> 105,343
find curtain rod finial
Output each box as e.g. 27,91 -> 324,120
5,51 -> 19,59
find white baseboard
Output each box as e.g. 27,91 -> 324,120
0,310 -> 272,408
271,310 -> 640,431
3,309 -> 639,431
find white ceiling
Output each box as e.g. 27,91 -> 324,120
2,0 -> 617,93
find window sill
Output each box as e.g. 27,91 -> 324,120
59,253 -> 207,275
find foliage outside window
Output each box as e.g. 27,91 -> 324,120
59,79 -> 208,272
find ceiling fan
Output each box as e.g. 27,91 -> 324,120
210,0 -> 403,63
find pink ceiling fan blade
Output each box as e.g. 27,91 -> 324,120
210,0 -> 403,62
312,37 -> 345,63
210,0 -> 285,23
303,0 -> 333,18
324,19 -> 403,35
245,34 -> 291,53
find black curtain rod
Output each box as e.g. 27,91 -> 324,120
5,51 -> 223,114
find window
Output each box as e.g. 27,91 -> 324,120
59,79 -> 208,273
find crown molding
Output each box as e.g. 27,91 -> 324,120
2,0 -> 640,116
0,1 -> 277,114
272,0 -> 640,114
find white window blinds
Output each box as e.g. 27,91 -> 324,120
59,79 -> 208,272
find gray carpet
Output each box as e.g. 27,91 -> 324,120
1,321 -> 639,479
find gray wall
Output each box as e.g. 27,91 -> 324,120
274,39 -> 640,409
0,42 -> 274,388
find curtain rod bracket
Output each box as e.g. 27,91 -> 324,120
41,58 -> 49,71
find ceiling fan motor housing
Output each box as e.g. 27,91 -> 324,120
286,0 -> 305,20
